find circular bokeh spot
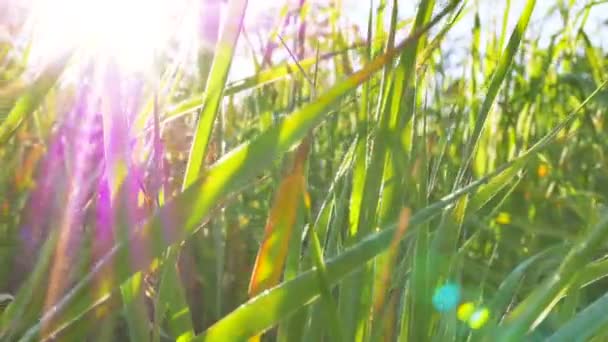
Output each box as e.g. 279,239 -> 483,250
457,301 -> 476,322
468,307 -> 490,329
432,283 -> 461,312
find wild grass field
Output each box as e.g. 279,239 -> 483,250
1,0 -> 608,341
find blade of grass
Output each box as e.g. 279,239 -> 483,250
546,291 -> 608,342
155,249 -> 195,341
370,208 -> 411,340
457,0 -> 537,184
119,272 -> 149,342
247,141 -> 308,296
0,51 -> 71,144
182,0 -> 249,189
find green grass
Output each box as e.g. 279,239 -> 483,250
1,0 -> 608,341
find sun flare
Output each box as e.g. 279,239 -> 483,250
29,0 -> 188,72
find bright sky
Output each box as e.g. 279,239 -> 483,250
6,0 -> 606,79
233,0 -> 608,79
343,0 -> 608,48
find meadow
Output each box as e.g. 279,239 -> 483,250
1,0 -> 608,341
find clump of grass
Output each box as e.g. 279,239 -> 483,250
1,0 -> 608,341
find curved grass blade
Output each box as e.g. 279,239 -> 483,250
497,212 -> 608,341
482,245 -> 565,330
573,258 -> 608,290
545,291 -> 608,342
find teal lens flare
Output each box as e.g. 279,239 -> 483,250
432,283 -> 461,312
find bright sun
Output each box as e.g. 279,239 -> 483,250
25,0 -> 289,77
29,0 -> 190,72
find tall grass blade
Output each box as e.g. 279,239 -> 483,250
458,0 -> 537,181
182,0 -> 249,189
